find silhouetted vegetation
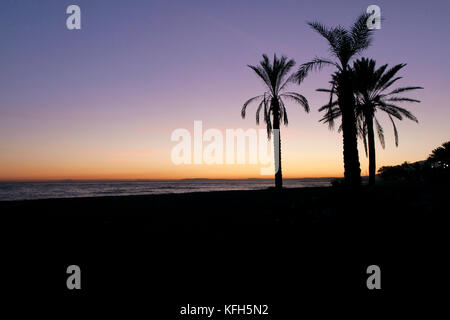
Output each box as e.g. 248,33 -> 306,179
242,54 -> 310,189
428,141 -> 450,169
378,141 -> 450,183
241,12 -> 428,190
319,58 -> 422,185
295,13 -> 374,187
378,161 -> 425,181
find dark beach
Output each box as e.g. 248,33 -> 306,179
2,182 -> 446,313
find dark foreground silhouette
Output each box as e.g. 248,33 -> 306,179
1,182 -> 446,315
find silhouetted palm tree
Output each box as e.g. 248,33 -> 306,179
242,54 -> 310,189
320,58 -> 422,185
427,141 -> 450,169
295,13 -> 373,186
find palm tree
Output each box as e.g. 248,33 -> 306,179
320,58 -> 422,185
295,13 -> 374,187
242,54 -> 310,189
427,141 -> 450,169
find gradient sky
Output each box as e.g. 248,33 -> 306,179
1,0 -> 449,180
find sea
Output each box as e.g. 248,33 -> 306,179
0,178 -> 334,201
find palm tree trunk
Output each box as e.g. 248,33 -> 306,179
272,99 -> 283,189
366,113 -> 376,186
339,71 -> 361,187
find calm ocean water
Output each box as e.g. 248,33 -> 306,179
0,179 -> 333,201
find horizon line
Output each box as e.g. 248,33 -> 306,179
0,176 -> 350,183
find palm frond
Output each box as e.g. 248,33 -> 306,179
275,57 -> 296,93
242,95 -> 263,118
375,63 -> 406,91
264,97 -> 272,139
319,102 -> 340,130
358,118 -> 369,157
378,103 -> 403,120
307,21 -> 340,53
386,86 -> 423,95
278,73 -> 296,92
280,92 -> 310,112
318,100 -> 339,113
255,95 -> 267,125
247,64 -> 273,94
374,117 -> 385,149
350,13 -> 374,54
388,115 -> 399,147
316,88 -> 334,93
278,99 -> 288,126
387,97 -> 421,103
294,57 -> 337,83
383,104 -> 419,122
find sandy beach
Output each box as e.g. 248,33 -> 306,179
2,182 -> 446,311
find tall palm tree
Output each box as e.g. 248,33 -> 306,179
320,58 -> 422,185
242,54 -> 310,189
295,13 -> 373,187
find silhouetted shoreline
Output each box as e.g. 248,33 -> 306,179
0,178 -> 334,201
2,183 -> 445,306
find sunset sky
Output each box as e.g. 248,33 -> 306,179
1,0 -> 449,180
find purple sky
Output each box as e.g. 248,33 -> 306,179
1,0 -> 449,180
